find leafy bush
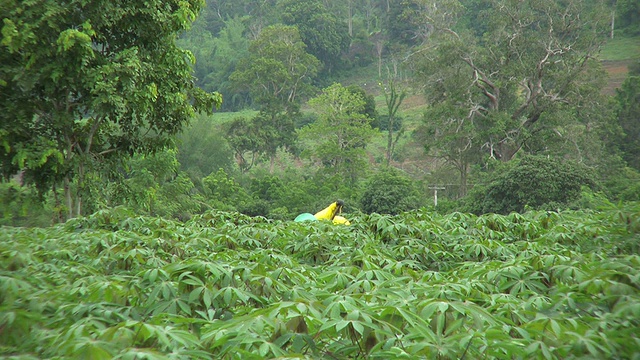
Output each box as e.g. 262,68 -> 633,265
0,180 -> 52,227
360,168 -> 422,214
602,166 -> 640,201
201,168 -> 250,211
237,198 -> 270,217
464,155 -> 599,214
97,150 -> 205,220
177,115 -> 235,182
375,114 -> 403,131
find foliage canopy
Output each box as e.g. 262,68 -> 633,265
0,0 -> 222,219
360,168 -> 422,215
464,155 -> 599,214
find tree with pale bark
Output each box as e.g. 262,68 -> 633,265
410,0 -> 612,162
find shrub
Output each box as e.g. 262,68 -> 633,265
0,181 -> 52,227
603,166 -> 640,201
464,155 -> 599,214
360,168 -> 422,214
202,168 -> 250,211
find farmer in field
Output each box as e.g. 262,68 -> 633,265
294,200 -> 350,225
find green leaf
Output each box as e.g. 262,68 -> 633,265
351,321 -> 364,335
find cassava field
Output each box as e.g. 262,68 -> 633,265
1,205 -> 639,359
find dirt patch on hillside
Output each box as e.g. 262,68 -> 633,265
400,94 -> 426,110
602,60 -> 631,95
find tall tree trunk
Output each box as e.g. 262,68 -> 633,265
375,38 -> 384,77
381,78 -> 406,166
269,155 -> 276,174
386,117 -> 394,166
52,182 -> 64,223
64,176 -> 73,220
611,9 -> 615,38
459,162 -> 468,198
498,141 -> 521,162
76,161 -> 84,217
347,0 -> 353,37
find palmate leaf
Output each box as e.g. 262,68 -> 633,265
201,321 -> 274,355
0,306 -> 43,348
563,329 -> 615,358
165,348 -> 214,360
317,270 -> 355,292
321,294 -> 364,320
368,346 -> 414,359
145,297 -> 192,317
524,340 -> 555,360
0,274 -> 35,302
414,281 -> 473,301
69,338 -> 115,360
114,348 -> 171,360
480,328 -> 529,359
211,286 -> 264,308
117,321 -> 201,353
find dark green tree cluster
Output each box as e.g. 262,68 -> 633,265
615,0 -> 640,36
615,60 -> 640,170
360,168 -> 422,215
464,156 -> 599,214
0,0 -> 221,221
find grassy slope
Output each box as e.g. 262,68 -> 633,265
600,36 -> 640,95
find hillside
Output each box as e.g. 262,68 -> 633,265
603,60 -> 634,95
354,36 -> 639,179
600,36 -> 640,95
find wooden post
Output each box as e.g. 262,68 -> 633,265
428,186 -> 445,207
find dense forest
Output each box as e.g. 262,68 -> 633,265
1,0 -> 639,224
2,1 -> 640,359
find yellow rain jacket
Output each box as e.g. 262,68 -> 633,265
332,215 -> 350,225
314,200 -> 344,221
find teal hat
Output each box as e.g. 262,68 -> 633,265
294,213 -> 318,222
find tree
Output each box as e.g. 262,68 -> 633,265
616,0 -> 640,35
178,15 -> 250,111
225,116 -> 264,173
386,0 -> 421,47
416,103 -> 480,197
0,0 -> 221,219
0,180 -> 52,227
615,61 -> 640,170
463,155 -> 599,214
360,168 -> 422,214
379,77 -> 407,166
230,24 -> 320,106
346,85 -> 378,122
298,83 -> 377,182
176,115 -> 235,182
201,168 -> 250,211
410,0 -> 612,162
252,103 -> 300,172
197,0 -> 279,38
100,149 -> 204,220
279,0 -> 350,75
230,24 -> 319,171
